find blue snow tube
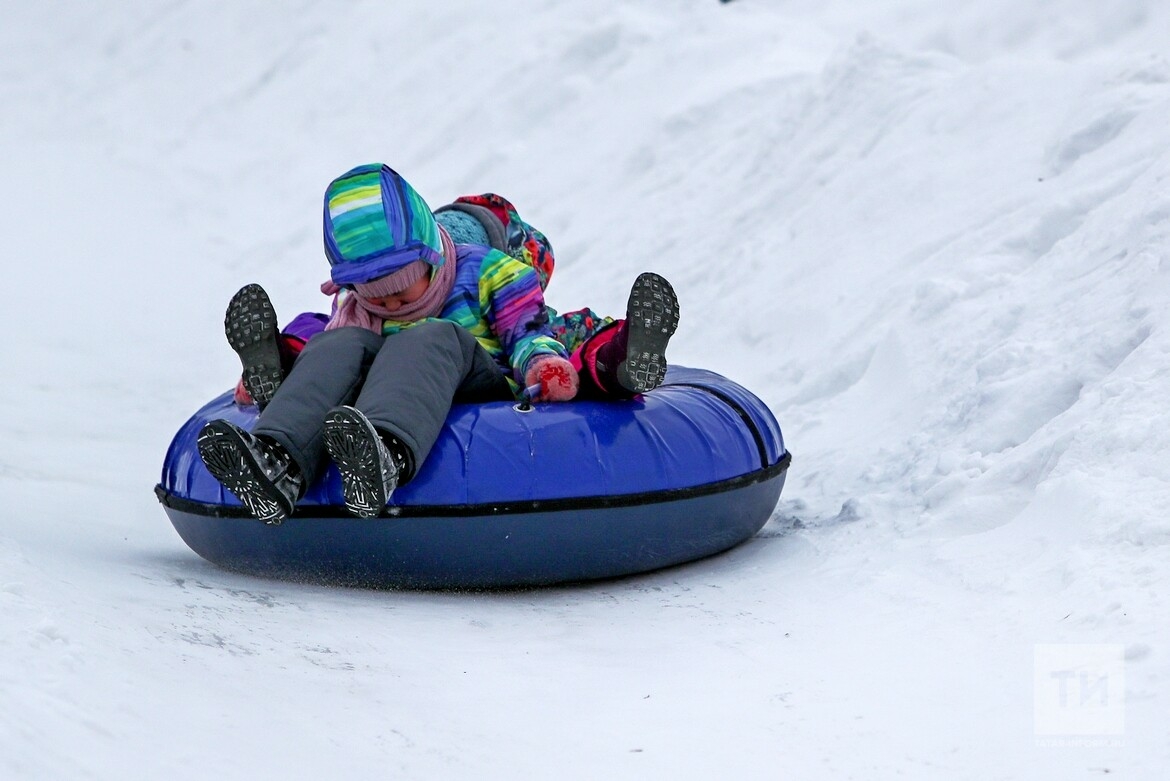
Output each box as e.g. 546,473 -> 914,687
155,366 -> 790,588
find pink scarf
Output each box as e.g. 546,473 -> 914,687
323,227 -> 458,333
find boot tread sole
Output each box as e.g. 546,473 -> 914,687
197,421 -> 291,524
322,408 -> 395,519
618,273 -> 680,393
225,284 -> 282,409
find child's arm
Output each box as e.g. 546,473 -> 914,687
478,249 -> 570,387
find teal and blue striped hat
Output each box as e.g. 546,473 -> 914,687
323,164 -> 444,286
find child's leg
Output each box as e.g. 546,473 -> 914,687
575,273 -> 680,398
252,326 -> 384,485
320,321 -> 511,518
351,320 -> 512,481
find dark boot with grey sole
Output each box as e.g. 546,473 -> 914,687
196,419 -> 303,525
225,283 -> 283,410
322,406 -> 403,519
613,272 -> 680,394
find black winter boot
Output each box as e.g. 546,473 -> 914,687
322,406 -> 407,519
595,273 -> 680,394
197,419 -> 303,524
226,284 -> 284,410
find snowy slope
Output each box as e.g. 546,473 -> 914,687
2,1 -> 1168,778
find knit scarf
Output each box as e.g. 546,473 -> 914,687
323,227 -> 458,333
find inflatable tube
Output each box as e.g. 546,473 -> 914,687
156,367 -> 790,588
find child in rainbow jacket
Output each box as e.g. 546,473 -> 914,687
198,163 -> 679,524
228,191 -> 652,408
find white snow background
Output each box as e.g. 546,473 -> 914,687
2,0 -> 1168,777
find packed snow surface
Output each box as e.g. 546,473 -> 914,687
2,1 -> 1168,778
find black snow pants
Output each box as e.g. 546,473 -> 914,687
253,322 -> 514,485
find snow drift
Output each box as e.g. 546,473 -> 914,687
1,1 -> 1168,777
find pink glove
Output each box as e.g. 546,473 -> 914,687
524,355 -> 579,402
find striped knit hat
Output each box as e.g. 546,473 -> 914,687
322,164 -> 445,287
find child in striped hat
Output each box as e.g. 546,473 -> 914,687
229,191 -> 679,408
202,164 -> 678,524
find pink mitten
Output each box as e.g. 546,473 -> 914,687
524,355 -> 579,402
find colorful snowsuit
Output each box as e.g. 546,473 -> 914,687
240,192 -> 615,404
251,166 -> 572,485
